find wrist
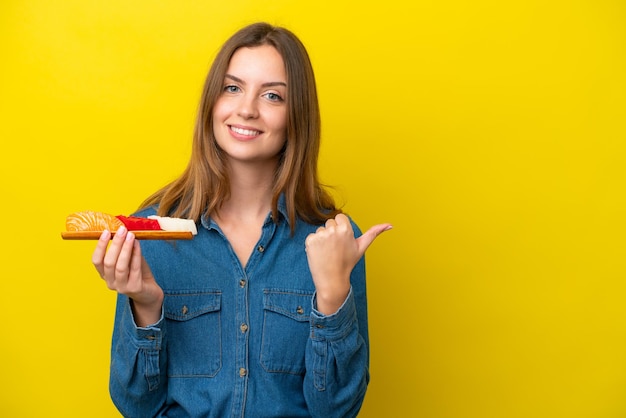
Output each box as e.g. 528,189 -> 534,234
315,285 -> 350,315
130,296 -> 163,327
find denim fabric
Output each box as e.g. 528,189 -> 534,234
109,199 -> 370,418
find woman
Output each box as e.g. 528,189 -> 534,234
92,22 -> 391,418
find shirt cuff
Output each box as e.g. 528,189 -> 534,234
310,287 -> 357,341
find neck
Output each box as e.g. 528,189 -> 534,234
215,159 -> 277,223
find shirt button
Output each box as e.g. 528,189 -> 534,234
240,323 -> 249,333
296,306 -> 304,315
239,279 -> 246,288
239,368 -> 247,377
257,245 -> 264,253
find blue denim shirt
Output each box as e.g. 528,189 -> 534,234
109,199 -> 370,418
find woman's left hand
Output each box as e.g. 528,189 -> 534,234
305,213 -> 391,315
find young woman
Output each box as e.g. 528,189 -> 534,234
92,22 -> 391,418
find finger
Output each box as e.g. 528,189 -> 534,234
305,231 -> 318,250
334,213 -> 350,225
126,238 -> 143,292
102,226 -> 128,281
114,231 -> 136,281
115,231 -> 136,275
355,223 -> 393,256
92,230 -> 111,277
332,213 -> 354,236
325,218 -> 337,228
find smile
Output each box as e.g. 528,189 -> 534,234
230,126 -> 261,136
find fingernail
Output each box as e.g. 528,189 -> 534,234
101,230 -> 111,240
126,231 -> 134,241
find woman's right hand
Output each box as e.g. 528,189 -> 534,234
92,226 -> 164,327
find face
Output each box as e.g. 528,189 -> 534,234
212,45 -> 288,168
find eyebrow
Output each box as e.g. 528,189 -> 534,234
225,74 -> 287,88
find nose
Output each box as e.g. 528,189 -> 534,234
237,94 -> 259,119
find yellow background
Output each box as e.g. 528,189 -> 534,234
1,1 -> 625,417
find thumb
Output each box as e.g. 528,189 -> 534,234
355,223 -> 393,257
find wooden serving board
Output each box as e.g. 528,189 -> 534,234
61,231 -> 194,240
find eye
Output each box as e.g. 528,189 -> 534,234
263,92 -> 284,102
224,84 -> 240,93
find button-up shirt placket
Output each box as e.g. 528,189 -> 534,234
226,217 -> 277,418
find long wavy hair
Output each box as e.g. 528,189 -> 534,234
139,22 -> 340,232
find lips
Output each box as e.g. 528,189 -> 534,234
229,125 -> 262,137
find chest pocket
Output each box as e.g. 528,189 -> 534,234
164,290 -> 222,377
260,289 -> 313,375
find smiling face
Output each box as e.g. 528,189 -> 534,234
212,44 -> 288,169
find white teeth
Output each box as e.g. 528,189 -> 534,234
230,126 -> 260,136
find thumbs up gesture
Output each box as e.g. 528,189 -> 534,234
305,213 -> 392,315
